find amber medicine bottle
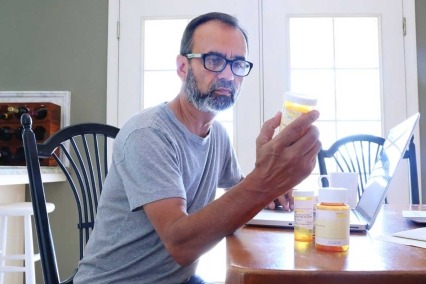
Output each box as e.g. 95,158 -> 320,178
280,91 -> 317,131
315,188 -> 350,252
293,190 -> 315,242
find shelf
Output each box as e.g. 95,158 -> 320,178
0,166 -> 66,186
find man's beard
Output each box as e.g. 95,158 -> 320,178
184,67 -> 239,113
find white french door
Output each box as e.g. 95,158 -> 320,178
111,0 -> 261,174
262,0 -> 418,203
108,0 -> 418,203
264,0 -> 407,140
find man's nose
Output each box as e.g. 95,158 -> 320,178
217,63 -> 235,81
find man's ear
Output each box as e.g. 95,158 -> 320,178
176,54 -> 188,80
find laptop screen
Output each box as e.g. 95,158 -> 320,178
356,113 -> 420,228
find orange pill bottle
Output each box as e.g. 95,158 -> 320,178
315,188 -> 350,252
279,91 -> 317,131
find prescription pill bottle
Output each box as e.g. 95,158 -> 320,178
315,188 -> 350,252
312,193 -> 318,237
280,91 -> 318,131
293,189 -> 315,242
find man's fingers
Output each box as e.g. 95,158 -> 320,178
277,195 -> 293,211
276,110 -> 320,146
256,112 -> 281,147
266,202 -> 276,210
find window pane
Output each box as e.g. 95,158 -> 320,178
144,19 -> 189,70
291,69 -> 335,120
335,17 -> 379,68
335,69 -> 381,121
316,121 -> 337,149
289,18 -> 334,68
317,120 -> 381,150
289,16 -> 382,179
144,71 -> 181,107
336,121 -> 381,138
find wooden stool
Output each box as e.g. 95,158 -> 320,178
0,202 -> 55,284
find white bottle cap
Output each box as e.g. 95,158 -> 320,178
318,187 -> 348,203
283,91 -> 318,106
292,189 -> 315,197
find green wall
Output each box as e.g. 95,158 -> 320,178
0,1 -> 107,124
0,0 -> 108,281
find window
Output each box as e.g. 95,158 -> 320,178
289,17 -> 382,150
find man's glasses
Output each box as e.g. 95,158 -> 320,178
185,53 -> 253,77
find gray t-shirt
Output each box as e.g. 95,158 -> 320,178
74,103 -> 242,284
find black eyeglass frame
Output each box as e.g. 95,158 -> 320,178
185,53 -> 253,77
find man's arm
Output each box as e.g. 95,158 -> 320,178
144,110 -> 321,266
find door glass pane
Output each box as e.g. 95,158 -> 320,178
288,16 -> 382,183
290,18 -> 334,68
144,19 -> 188,70
144,71 -> 181,107
291,69 -> 335,121
334,17 -> 379,68
289,16 -> 382,147
143,19 -> 234,142
335,69 -> 381,121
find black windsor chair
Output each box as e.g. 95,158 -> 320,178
21,113 -> 119,284
317,134 -> 419,204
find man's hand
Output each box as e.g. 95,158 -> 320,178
266,190 -> 294,211
253,110 -> 321,205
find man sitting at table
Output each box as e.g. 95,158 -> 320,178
74,11 -> 320,284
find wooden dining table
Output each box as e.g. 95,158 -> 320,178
225,204 -> 426,284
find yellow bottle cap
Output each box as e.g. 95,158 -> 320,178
318,187 -> 348,203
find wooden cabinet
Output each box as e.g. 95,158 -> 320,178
0,102 -> 61,166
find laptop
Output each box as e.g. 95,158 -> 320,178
246,113 -> 420,232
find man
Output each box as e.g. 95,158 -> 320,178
74,12 -> 320,284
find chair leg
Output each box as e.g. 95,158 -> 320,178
0,216 -> 7,284
24,215 -> 36,284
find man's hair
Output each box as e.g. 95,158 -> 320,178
180,12 -> 249,55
